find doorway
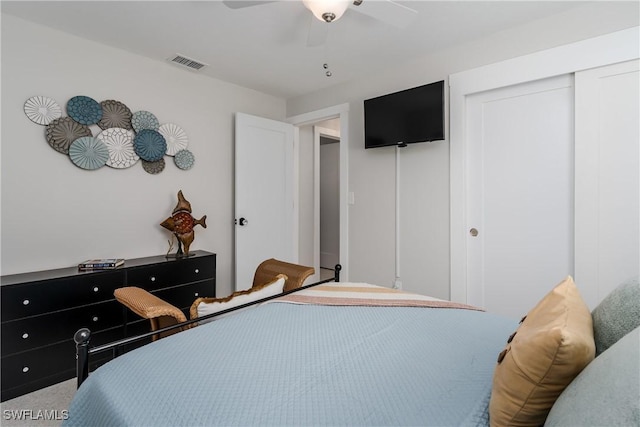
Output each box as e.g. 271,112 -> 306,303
317,126 -> 340,281
287,103 -> 349,283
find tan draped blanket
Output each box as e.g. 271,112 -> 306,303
273,282 -> 483,311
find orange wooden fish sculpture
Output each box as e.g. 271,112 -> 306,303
160,190 -> 207,257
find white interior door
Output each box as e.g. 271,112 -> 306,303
235,113 -> 296,291
575,60 -> 640,308
466,75 -> 574,319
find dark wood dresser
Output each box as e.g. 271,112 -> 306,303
1,250 -> 216,401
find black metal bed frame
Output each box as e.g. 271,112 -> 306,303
74,265 -> 341,388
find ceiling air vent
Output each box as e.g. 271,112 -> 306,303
168,54 -> 208,71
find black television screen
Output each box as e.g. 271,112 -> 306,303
364,80 -> 444,149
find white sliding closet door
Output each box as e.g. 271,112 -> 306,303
466,75 -> 574,319
450,28 -> 639,318
575,60 -> 640,308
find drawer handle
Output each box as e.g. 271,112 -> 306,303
150,276 -> 156,282
93,286 -> 99,292
22,366 -> 29,373
23,299 -> 30,306
194,292 -> 199,297
22,333 -> 29,339
92,316 -> 99,322
194,268 -> 200,274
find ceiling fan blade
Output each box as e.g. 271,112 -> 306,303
222,1 -> 276,9
353,0 -> 418,28
306,16 -> 328,47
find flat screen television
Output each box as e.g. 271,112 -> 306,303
364,80 -> 444,149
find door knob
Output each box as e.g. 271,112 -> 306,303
469,228 -> 479,237
238,217 -> 248,226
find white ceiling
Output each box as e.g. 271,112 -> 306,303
3,1 -> 596,99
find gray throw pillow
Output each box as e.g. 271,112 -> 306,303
591,276 -> 640,356
544,326 -> 640,427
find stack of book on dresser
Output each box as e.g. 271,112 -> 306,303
78,258 -> 125,271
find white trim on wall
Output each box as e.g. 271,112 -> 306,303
449,26 -> 640,303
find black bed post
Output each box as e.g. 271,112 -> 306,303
334,264 -> 342,282
74,328 -> 91,388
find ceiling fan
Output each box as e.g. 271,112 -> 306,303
222,0 -> 418,46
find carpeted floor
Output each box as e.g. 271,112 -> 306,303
0,379 -> 76,427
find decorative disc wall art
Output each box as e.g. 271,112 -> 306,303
67,96 -> 102,125
24,96 -> 62,125
45,117 -> 92,154
97,127 -> 138,169
69,136 -> 110,170
98,100 -> 133,130
174,149 -> 195,170
134,129 -> 167,162
131,110 -> 159,132
159,123 -> 189,156
142,158 -> 166,174
25,94 -> 195,173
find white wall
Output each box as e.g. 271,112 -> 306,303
0,14 -> 286,298
287,2 -> 640,299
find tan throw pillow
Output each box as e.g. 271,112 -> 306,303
489,276 -> 595,427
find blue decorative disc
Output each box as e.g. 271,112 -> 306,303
131,110 -> 160,132
134,129 -> 167,162
69,136 -> 109,170
67,96 -> 102,125
174,149 -> 195,170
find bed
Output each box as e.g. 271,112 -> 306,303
63,275 -> 640,427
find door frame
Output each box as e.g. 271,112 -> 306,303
287,103 -> 350,282
314,125 -> 340,281
449,27 -> 639,303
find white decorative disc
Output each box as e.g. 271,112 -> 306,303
97,127 -> 139,169
24,96 -> 62,125
159,123 -> 189,156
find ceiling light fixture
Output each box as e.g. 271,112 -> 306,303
302,0 -> 350,23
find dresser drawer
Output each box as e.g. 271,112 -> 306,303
0,329 -> 120,401
1,341 -> 74,401
1,340 -> 74,392
1,270 -> 125,321
2,300 -> 123,354
154,280 -> 215,313
127,257 -> 214,290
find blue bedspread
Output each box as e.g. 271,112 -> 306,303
64,302 -> 516,426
